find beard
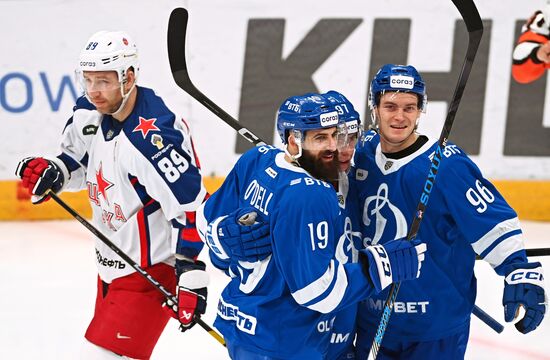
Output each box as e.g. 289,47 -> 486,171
299,148 -> 340,182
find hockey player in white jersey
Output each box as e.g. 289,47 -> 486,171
353,64 -> 547,359
15,31 -> 208,359
196,92 -> 427,359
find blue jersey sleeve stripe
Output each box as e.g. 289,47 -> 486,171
303,262 -> 349,314
478,229 -> 522,259
292,260 -> 349,313
493,249 -> 529,276
471,217 -> 520,254
482,234 -> 525,268
292,260 -> 336,305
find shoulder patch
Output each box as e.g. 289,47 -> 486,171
290,178 -> 302,186
265,167 -> 278,179
82,124 -> 98,135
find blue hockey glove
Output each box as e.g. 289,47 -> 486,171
503,262 -> 547,334
163,258 -> 209,332
359,238 -> 427,293
206,207 -> 271,262
15,157 -> 64,204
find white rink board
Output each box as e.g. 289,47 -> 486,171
0,219 -> 548,359
1,0 -> 550,181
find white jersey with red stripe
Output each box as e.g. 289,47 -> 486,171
52,86 -> 206,283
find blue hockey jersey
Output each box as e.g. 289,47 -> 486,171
352,131 -> 527,343
197,145 -> 375,359
328,172 -> 363,359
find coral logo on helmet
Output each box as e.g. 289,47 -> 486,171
320,111 -> 339,127
346,120 -> 359,134
122,38 -> 128,45
80,61 -> 96,67
390,75 -> 414,89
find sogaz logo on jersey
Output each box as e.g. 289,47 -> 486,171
320,111 -> 339,127
390,75 -> 414,89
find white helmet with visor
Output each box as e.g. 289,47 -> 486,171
76,31 -> 139,114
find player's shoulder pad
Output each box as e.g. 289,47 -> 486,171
433,142 -> 479,175
285,174 -> 334,193
356,130 -> 379,152
73,95 -> 96,112
123,87 -> 191,161
237,145 -> 281,167
279,175 -> 337,215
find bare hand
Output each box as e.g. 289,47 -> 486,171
536,41 -> 550,63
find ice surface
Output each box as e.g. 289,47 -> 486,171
0,220 -> 548,359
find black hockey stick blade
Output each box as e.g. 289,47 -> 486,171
369,1 -> 485,358
167,8 -> 266,146
476,247 -> 550,259
48,191 -> 226,347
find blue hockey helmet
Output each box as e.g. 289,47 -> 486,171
324,90 -> 361,136
368,64 -> 427,111
276,92 -> 344,145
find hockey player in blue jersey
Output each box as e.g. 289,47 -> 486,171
353,64 -> 547,359
15,31 -> 208,359
196,92 -> 427,359
323,91 -> 364,360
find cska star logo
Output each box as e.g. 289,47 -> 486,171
96,162 -> 114,204
133,117 -> 160,138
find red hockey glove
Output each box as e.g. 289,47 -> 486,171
15,157 -> 64,204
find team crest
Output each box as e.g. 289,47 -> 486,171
384,161 -> 393,170
133,117 -> 160,138
106,129 -> 115,140
151,134 -> 164,149
356,169 -> 368,181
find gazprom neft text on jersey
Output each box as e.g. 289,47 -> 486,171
244,180 -> 273,216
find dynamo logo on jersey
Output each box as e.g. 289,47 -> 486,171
320,111 -> 339,127
390,75 -> 414,89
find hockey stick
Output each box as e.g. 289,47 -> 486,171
476,247 -> 550,259
525,247 -> 550,256
166,5 -> 504,340
368,1 -> 485,358
48,192 -> 226,347
167,8 -> 265,147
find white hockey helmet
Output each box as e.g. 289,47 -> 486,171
78,30 -> 139,84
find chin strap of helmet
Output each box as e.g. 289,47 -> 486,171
285,130 -> 304,165
107,75 -> 137,118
